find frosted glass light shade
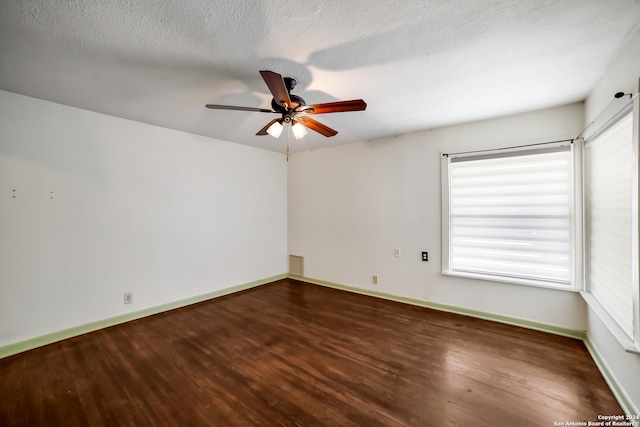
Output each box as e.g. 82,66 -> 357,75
266,121 -> 283,138
292,122 -> 308,139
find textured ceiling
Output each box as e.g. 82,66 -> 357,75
1,0 -> 640,153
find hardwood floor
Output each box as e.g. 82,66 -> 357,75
0,279 -> 623,426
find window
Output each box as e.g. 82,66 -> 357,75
442,143 -> 575,290
584,109 -> 639,350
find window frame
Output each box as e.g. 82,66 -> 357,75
581,100 -> 640,353
441,142 -> 581,292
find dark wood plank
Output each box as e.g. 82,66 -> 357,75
0,279 -> 624,426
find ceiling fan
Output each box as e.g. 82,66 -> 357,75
205,70 -> 367,139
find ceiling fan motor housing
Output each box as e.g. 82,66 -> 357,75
271,93 -> 306,113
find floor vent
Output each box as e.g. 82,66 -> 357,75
289,255 -> 304,276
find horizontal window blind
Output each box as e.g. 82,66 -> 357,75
448,146 -> 573,285
585,111 -> 634,338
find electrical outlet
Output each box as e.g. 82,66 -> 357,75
394,248 -> 401,257
124,292 -> 133,304
372,275 -> 379,284
422,252 -> 428,261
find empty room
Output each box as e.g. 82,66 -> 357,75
1,1 -> 640,425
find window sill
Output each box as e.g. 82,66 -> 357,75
441,269 -> 578,292
580,291 -> 640,355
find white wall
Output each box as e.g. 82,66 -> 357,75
584,27 -> 640,414
288,102 -> 586,330
0,90 -> 287,347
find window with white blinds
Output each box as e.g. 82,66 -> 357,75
443,145 -> 574,288
585,111 -> 635,339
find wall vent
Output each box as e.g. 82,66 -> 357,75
289,255 -> 304,276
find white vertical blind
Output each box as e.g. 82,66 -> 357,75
448,146 -> 573,286
585,112 -> 634,338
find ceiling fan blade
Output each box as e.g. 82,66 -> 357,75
256,118 -> 281,136
297,99 -> 367,114
260,70 -> 292,109
205,104 -> 275,113
297,116 -> 338,137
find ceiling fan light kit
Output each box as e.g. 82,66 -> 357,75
205,70 -> 367,140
